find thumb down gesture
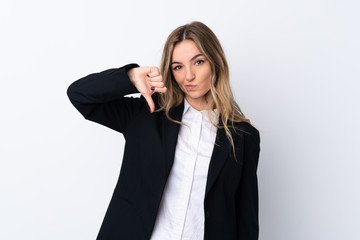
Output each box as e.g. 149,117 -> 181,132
127,66 -> 167,113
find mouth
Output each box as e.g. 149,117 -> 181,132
185,84 -> 196,90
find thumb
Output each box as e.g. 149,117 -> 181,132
143,94 -> 155,113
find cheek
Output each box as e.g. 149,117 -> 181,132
202,70 -> 212,88
172,72 -> 183,84
200,64 -> 212,84
172,73 -> 183,91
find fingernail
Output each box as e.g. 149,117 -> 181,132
151,86 -> 155,91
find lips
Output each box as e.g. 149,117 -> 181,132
185,84 -> 196,90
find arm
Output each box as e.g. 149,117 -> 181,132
236,127 -> 261,240
66,63 -> 142,134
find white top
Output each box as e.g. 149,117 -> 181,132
150,99 -> 218,240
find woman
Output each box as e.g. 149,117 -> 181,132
67,21 -> 260,240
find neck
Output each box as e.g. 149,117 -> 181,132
185,93 -> 212,111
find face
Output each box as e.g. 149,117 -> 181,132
171,40 -> 212,111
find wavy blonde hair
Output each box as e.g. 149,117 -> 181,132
159,21 -> 250,152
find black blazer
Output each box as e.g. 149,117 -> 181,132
67,63 -> 260,240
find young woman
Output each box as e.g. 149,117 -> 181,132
67,21 -> 260,240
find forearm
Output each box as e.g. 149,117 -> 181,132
66,63 -> 141,133
67,63 -> 139,107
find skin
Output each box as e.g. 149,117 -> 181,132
171,40 -> 212,111
128,40 -> 212,112
128,66 -> 167,113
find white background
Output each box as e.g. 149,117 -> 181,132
1,0 -> 359,239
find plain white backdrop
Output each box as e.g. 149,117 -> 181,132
1,0 -> 359,239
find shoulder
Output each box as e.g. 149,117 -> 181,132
234,121 -> 259,138
233,121 -> 260,150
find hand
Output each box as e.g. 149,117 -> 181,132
127,66 -> 167,113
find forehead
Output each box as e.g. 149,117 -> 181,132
172,40 -> 202,61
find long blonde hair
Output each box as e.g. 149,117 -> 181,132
159,21 -> 250,152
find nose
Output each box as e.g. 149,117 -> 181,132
185,66 -> 195,82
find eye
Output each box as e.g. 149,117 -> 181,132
173,65 -> 182,70
195,60 -> 205,65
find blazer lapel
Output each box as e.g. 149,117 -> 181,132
205,122 -> 231,198
162,102 -> 232,198
162,102 -> 184,178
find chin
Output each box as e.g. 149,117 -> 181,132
186,93 -> 207,101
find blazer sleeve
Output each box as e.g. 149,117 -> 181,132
66,63 -> 144,134
236,126 -> 261,240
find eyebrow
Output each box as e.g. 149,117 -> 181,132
171,53 -> 204,65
